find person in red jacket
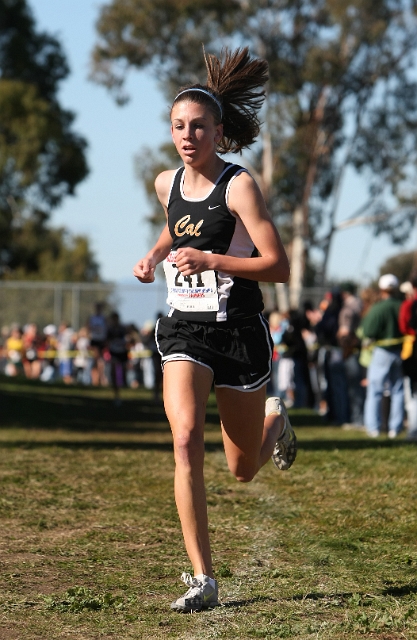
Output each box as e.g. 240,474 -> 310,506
399,276 -> 417,335
399,274 -> 417,440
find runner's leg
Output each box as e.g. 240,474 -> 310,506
215,385 -> 285,482
163,360 -> 214,577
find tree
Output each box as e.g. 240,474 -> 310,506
91,0 -> 417,306
0,0 -> 93,280
379,250 -> 417,283
3,208 -> 100,281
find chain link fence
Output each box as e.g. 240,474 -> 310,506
0,280 -> 328,331
0,282 -> 115,330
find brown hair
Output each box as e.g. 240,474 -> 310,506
172,47 -> 269,154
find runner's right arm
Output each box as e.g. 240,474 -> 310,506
132,171 -> 174,283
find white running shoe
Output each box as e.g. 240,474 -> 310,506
170,573 -> 219,613
266,397 -> 297,471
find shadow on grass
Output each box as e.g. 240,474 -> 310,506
1,378 -> 414,451
290,580 -> 417,601
0,440 -> 230,452
0,439 -> 177,451
0,438 -> 412,454
288,411 -> 327,428
381,581 -> 417,597
295,439 -> 414,451
221,595 -> 277,609
0,378 -> 218,433
291,590 -> 354,601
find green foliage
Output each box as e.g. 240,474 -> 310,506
379,250 -> 417,282
216,562 -> 233,578
91,0 -> 240,104
0,0 -> 90,280
44,586 -> 129,613
0,79 -> 87,207
0,0 -> 69,99
3,209 -> 100,281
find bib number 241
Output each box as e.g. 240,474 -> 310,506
163,250 -> 219,312
173,267 -> 204,289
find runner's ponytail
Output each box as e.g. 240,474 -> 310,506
172,47 -> 269,154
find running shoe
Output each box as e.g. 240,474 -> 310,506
170,572 -> 219,613
265,397 -> 297,470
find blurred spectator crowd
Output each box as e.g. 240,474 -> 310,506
0,303 -> 163,404
266,273 -> 417,441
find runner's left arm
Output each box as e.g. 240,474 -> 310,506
174,172 -> 289,284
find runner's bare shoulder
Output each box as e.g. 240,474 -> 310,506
155,170 -> 177,208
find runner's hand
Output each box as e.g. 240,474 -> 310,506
175,248 -> 210,276
133,257 -> 156,283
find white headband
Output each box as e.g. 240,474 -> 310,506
174,88 -> 223,118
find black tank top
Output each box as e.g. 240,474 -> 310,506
165,162 -> 264,322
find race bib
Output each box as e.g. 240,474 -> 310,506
163,250 -> 219,312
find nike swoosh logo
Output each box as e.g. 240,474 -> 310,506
208,205 -> 221,210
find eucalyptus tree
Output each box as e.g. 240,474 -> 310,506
92,0 -> 417,305
0,0 -> 93,280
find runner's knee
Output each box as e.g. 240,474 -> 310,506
173,430 -> 204,467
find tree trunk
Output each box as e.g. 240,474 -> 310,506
253,123 -> 291,312
288,90 -> 329,308
275,282 -> 289,312
289,205 -> 304,309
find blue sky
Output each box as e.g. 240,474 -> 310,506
29,1 -> 417,317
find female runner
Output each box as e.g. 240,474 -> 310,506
133,47 -> 297,613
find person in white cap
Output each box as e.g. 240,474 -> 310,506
361,274 -> 404,438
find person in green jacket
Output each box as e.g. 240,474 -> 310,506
362,274 -> 404,438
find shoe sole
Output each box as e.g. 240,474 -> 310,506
171,601 -> 219,613
272,431 -> 297,470
269,400 -> 297,470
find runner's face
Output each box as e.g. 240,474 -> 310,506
171,101 -> 223,166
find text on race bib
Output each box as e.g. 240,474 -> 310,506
163,250 -> 219,312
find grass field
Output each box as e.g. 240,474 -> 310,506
0,376 -> 416,640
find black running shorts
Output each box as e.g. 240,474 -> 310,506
155,314 -> 273,392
